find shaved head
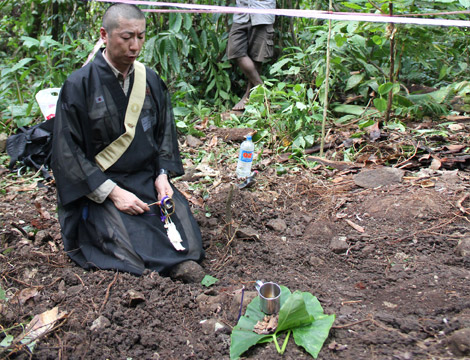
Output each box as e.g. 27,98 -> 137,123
102,3 -> 145,33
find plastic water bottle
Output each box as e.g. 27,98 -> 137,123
236,135 -> 254,178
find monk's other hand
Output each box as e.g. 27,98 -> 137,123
108,186 -> 150,215
155,173 -> 173,201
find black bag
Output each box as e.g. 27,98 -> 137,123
6,118 -> 55,180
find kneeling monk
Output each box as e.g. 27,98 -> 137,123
51,3 -> 205,281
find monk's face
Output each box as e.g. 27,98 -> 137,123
100,16 -> 146,74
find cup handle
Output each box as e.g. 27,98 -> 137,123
255,280 -> 264,292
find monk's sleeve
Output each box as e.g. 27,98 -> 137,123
51,78 -> 109,206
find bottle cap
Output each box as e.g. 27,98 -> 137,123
246,135 -> 252,140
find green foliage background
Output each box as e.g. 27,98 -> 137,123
1,0 -> 469,152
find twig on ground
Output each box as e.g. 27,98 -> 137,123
332,317 -> 373,329
396,141 -> 419,168
4,274 -> 32,287
457,193 -> 470,215
0,166 -> 45,191
392,214 -> 460,244
74,273 -> 85,287
225,184 -> 235,239
99,272 -> 119,314
44,277 -> 63,288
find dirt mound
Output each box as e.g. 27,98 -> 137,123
1,166 -> 470,359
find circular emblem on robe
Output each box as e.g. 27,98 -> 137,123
131,103 -> 140,113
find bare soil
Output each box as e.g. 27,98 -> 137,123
1,123 -> 470,359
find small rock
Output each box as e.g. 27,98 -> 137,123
186,135 -> 203,148
449,328 -> 470,356
236,227 -> 260,241
266,219 -> 287,233
330,236 -> 349,253
291,225 -> 303,237
169,260 -> 205,283
199,318 -> 228,335
455,238 -> 470,258
328,340 -> 348,351
124,289 -> 146,307
302,215 -> 313,223
90,315 -> 111,331
353,167 -> 404,188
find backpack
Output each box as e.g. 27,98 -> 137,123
6,118 -> 55,181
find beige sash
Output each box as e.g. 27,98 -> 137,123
95,61 -> 146,171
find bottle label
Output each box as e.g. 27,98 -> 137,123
239,150 -> 253,163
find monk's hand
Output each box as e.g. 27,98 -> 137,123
108,186 -> 150,215
155,173 -> 173,202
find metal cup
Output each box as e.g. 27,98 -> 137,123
255,280 -> 281,315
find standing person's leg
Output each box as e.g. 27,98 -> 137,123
233,57 -> 263,110
227,22 -> 274,111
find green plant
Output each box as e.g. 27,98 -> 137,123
201,275 -> 219,287
230,285 -> 335,359
240,81 -> 323,151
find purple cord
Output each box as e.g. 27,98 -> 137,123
237,286 -> 245,321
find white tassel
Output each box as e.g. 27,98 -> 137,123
165,219 -> 185,251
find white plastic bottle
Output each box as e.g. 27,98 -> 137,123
236,135 -> 254,178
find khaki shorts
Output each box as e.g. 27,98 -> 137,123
226,22 -> 274,62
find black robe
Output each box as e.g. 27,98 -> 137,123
51,50 -> 204,275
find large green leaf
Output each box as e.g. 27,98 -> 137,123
230,286 -> 336,360
292,314 -> 336,358
333,104 -> 366,115
169,13 -> 182,33
230,286 -> 291,359
459,0 -> 470,7
292,292 -> 335,358
373,98 -> 387,112
276,291 -> 314,333
302,291 -> 325,317
345,74 -> 364,91
230,298 -> 272,360
21,36 -> 40,48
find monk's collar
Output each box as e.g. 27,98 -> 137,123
102,49 -> 135,79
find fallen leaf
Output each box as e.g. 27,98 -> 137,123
190,196 -> 204,207
444,115 -> 470,121
367,121 -> 381,141
208,135 -> 218,149
443,144 -> 465,153
23,307 -> 67,343
345,219 -> 365,233
34,201 -> 51,220
180,190 -> 204,207
11,287 -> 43,305
419,179 -> 435,188
448,123 -> 464,131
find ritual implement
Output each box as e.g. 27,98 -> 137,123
159,196 -> 185,251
